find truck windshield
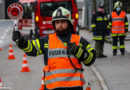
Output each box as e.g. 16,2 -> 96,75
40,1 -> 72,17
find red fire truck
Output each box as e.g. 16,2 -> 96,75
34,0 -> 79,37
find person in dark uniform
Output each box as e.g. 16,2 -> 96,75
12,7 -> 96,90
91,4 -> 110,58
109,1 -> 128,56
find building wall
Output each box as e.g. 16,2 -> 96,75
0,0 -> 5,19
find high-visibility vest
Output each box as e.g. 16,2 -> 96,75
111,11 -> 126,34
45,33 -> 85,89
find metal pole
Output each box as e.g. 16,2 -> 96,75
83,0 -> 87,28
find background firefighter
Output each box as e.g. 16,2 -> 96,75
12,7 -> 96,90
109,1 -> 129,56
91,4 -> 110,58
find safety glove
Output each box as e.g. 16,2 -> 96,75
67,42 -> 80,55
12,30 -> 27,49
12,30 -> 21,42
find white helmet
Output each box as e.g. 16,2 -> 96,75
52,7 -> 73,25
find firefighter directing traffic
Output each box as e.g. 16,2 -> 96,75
12,7 -> 96,90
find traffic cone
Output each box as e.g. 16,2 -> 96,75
39,75 -> 45,90
21,54 -> 31,72
0,77 -> 3,87
8,44 -> 16,60
86,82 -> 91,90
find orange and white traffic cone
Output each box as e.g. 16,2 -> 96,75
8,44 -> 16,60
0,77 -> 3,87
39,75 -> 45,90
21,54 -> 31,72
86,82 -> 91,90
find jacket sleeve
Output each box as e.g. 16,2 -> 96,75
19,36 -> 48,56
76,37 -> 96,66
91,13 -> 96,32
124,15 -> 129,32
108,14 -> 112,30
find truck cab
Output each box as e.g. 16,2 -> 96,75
35,0 -> 79,37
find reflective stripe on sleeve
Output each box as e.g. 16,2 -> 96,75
86,44 -> 93,52
109,22 -> 112,26
91,24 -> 96,28
75,47 -> 83,58
44,43 -> 48,48
83,52 -> 93,64
125,22 -> 128,25
32,39 -> 42,55
96,17 -> 103,21
22,40 -> 32,52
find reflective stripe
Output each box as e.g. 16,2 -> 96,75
93,36 -> 107,40
112,18 -> 124,21
83,52 -> 93,64
120,45 -> 125,49
63,43 -> 67,47
118,33 -> 126,36
96,18 -> 103,21
125,22 -> 128,25
32,39 -> 42,55
86,44 -> 93,52
36,39 -> 42,54
79,43 -> 83,47
91,24 -> 96,27
23,41 -> 32,52
107,25 -> 111,29
44,43 -> 48,48
111,33 -> 117,37
76,47 -> 83,58
112,29 -> 124,31
112,26 -> 124,28
46,76 -> 81,85
109,22 -> 112,26
104,18 -> 108,21
112,46 -> 118,49
45,69 -> 82,76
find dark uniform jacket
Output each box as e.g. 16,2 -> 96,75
19,33 -> 96,66
91,12 -> 110,40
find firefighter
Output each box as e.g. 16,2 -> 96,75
91,4 -> 110,58
109,1 -> 128,56
12,7 -> 96,90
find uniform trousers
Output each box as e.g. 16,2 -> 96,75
95,40 -> 104,56
112,36 -> 125,54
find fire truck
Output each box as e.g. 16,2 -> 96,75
18,0 -> 79,38
34,0 -> 79,37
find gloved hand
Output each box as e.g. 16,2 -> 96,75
67,42 -> 79,55
12,30 -> 27,49
12,30 -> 21,42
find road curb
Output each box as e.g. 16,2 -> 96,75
91,65 -> 109,90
